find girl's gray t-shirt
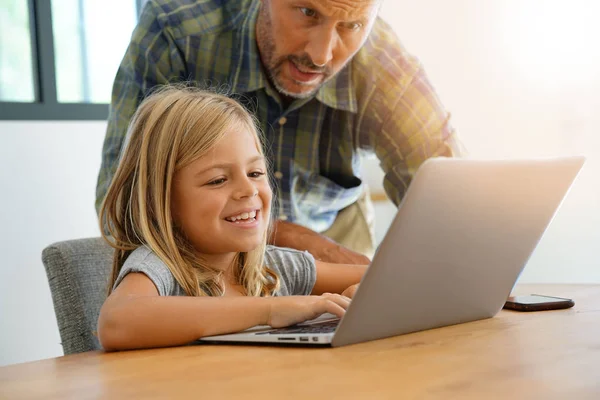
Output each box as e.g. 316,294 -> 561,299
113,245 -> 317,296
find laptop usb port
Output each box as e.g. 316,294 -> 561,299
299,337 -> 309,342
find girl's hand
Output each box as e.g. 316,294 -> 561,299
341,283 -> 359,299
265,294 -> 351,328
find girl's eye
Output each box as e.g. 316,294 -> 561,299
300,7 -> 317,18
249,171 -> 266,178
207,178 -> 226,185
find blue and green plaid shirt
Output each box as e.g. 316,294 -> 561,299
96,0 -> 461,232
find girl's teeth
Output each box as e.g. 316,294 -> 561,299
228,210 -> 258,221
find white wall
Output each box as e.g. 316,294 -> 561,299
1,0 -> 599,367
0,122 -> 104,366
374,0 -> 600,284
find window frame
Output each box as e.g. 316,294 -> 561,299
0,0 -> 142,120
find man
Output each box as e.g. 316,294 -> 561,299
96,0 -> 461,265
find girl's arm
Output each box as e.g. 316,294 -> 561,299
311,260 -> 368,296
98,272 -> 350,351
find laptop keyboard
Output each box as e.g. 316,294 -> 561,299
260,320 -> 340,335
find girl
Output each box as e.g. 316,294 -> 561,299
98,86 -> 367,351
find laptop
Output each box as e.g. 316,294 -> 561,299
200,156 -> 585,347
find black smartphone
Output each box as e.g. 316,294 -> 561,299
503,294 -> 574,312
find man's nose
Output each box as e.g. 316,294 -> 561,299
305,24 -> 337,67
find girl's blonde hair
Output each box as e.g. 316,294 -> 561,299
100,85 -> 279,297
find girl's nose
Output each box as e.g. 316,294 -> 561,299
234,178 -> 258,200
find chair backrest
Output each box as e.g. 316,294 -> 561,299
42,237 -> 114,355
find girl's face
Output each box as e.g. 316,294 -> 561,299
171,126 -> 272,266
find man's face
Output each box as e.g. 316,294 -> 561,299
256,0 -> 380,99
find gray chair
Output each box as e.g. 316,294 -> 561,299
42,237 -> 114,354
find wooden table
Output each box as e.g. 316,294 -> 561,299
1,285 -> 599,399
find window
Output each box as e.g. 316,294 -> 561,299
0,0 -> 141,120
0,1 -> 36,102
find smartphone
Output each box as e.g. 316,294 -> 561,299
503,294 -> 574,312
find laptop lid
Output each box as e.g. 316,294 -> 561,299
331,156 -> 585,347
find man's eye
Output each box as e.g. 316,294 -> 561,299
300,7 -> 316,18
347,22 -> 362,31
207,178 -> 226,185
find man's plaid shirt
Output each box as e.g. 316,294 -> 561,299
96,0 -> 461,232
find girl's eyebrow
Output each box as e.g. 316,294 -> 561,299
194,155 -> 265,177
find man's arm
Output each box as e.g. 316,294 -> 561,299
95,2 -> 186,214
374,62 -> 464,207
269,220 -> 371,265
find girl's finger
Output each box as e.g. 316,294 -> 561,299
322,293 -> 351,310
321,300 -> 346,318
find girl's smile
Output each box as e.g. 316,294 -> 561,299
224,208 -> 261,228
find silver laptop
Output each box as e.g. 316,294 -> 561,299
200,156 -> 585,347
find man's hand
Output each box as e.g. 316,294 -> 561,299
270,220 -> 370,265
